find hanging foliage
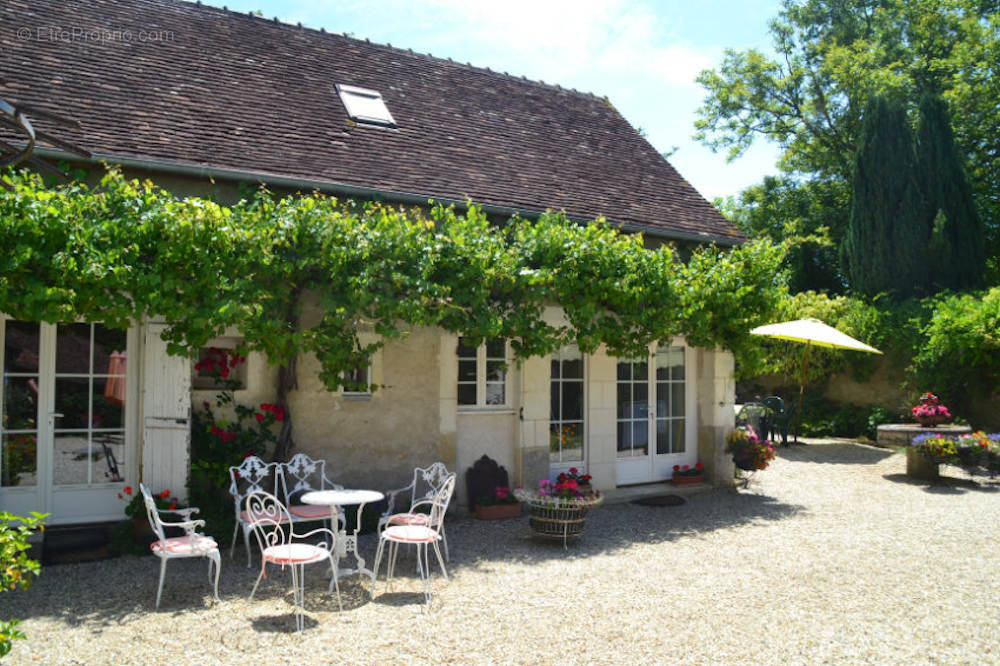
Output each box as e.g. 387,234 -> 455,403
0,168 -> 788,388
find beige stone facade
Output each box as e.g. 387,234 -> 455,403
189,307 -> 737,505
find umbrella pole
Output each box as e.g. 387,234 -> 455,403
794,341 -> 811,444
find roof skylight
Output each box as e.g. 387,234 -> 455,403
336,84 -> 396,128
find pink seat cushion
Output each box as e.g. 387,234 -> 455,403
240,508 -> 290,524
383,524 -> 438,543
151,535 -> 218,555
288,504 -> 333,520
385,512 -> 430,526
263,543 -> 330,565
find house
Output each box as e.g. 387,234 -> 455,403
0,0 -> 740,525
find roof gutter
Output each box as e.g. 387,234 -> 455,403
31,147 -> 743,247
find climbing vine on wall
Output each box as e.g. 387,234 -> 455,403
0,168 -> 787,389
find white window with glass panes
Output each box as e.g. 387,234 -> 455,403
457,338 -> 509,408
549,345 -> 585,474
615,344 -> 695,485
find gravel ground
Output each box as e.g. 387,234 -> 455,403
6,439 -> 1000,665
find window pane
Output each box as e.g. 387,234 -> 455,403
93,384 -> 124,429
549,423 -> 563,461
633,381 -> 648,406
672,420 -> 686,453
616,361 -> 631,381
632,421 -> 648,456
656,383 -> 668,418
562,381 -> 583,421
562,424 -> 583,461
617,383 -> 631,419
55,377 -> 90,429
458,360 -> 477,382
53,433 -> 89,485
550,358 -> 561,379
634,361 -> 648,380
56,323 -> 92,374
617,421 -> 631,454
485,382 -> 505,405
457,383 -> 477,405
457,338 -> 477,358
93,325 -> 127,372
550,382 -> 560,420
4,321 -> 40,372
668,348 -> 685,380
485,338 -> 506,359
2,377 -> 39,430
485,360 -> 506,382
2,433 -> 37,487
93,433 -> 124,482
656,419 -> 670,455
671,382 -> 685,417
562,358 -> 583,380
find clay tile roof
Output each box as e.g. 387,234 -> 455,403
0,0 -> 743,244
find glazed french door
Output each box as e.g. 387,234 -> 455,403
549,345 -> 586,475
615,345 -> 695,485
1,319 -> 136,524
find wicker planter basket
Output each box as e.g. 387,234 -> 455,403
515,490 -> 604,549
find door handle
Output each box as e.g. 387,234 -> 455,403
50,412 -> 65,418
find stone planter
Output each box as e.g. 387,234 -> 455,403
670,474 -> 704,486
906,447 -> 940,481
474,503 -> 522,520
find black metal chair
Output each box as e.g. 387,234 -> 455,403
761,396 -> 794,446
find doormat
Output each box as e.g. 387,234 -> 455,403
631,495 -> 686,507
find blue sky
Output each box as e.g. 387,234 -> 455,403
221,0 -> 784,201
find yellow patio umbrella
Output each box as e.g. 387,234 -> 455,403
749,318 -> 882,442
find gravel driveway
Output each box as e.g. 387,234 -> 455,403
6,440 -> 1000,665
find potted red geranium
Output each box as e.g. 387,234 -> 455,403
670,463 -> 704,486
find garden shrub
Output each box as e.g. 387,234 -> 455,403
1,512 -> 46,658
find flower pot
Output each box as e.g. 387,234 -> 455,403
527,503 -> 590,544
670,473 -> 703,486
733,455 -> 757,472
916,415 -> 947,428
474,503 -> 522,520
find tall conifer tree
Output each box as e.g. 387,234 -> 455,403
916,93 -> 985,290
843,95 -> 928,298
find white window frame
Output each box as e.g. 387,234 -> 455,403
336,84 -> 396,128
340,356 -> 373,398
457,338 -> 510,410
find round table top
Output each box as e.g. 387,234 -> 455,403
301,489 -> 384,506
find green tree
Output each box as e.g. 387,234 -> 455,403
696,0 -> 1000,281
843,95 -> 928,298
717,176 -> 848,292
916,93 -> 985,289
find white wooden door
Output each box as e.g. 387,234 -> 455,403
1,319 -> 138,525
141,323 -> 191,501
615,345 -> 696,485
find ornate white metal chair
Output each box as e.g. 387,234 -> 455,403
245,490 -> 342,631
229,455 -> 286,568
379,461 -> 453,561
139,483 -> 220,609
278,453 -> 345,530
372,473 -> 456,605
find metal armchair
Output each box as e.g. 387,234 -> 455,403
140,483 -> 220,609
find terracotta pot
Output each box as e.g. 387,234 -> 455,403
474,503 -> 522,520
916,415 -> 947,428
670,473 -> 704,486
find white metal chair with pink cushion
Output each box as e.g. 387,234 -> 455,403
372,472 -> 456,605
379,461 -> 452,561
229,455 -> 288,568
140,483 -> 221,609
278,453 -> 345,530
245,490 -> 342,631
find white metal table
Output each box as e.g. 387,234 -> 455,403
301,489 -> 384,583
